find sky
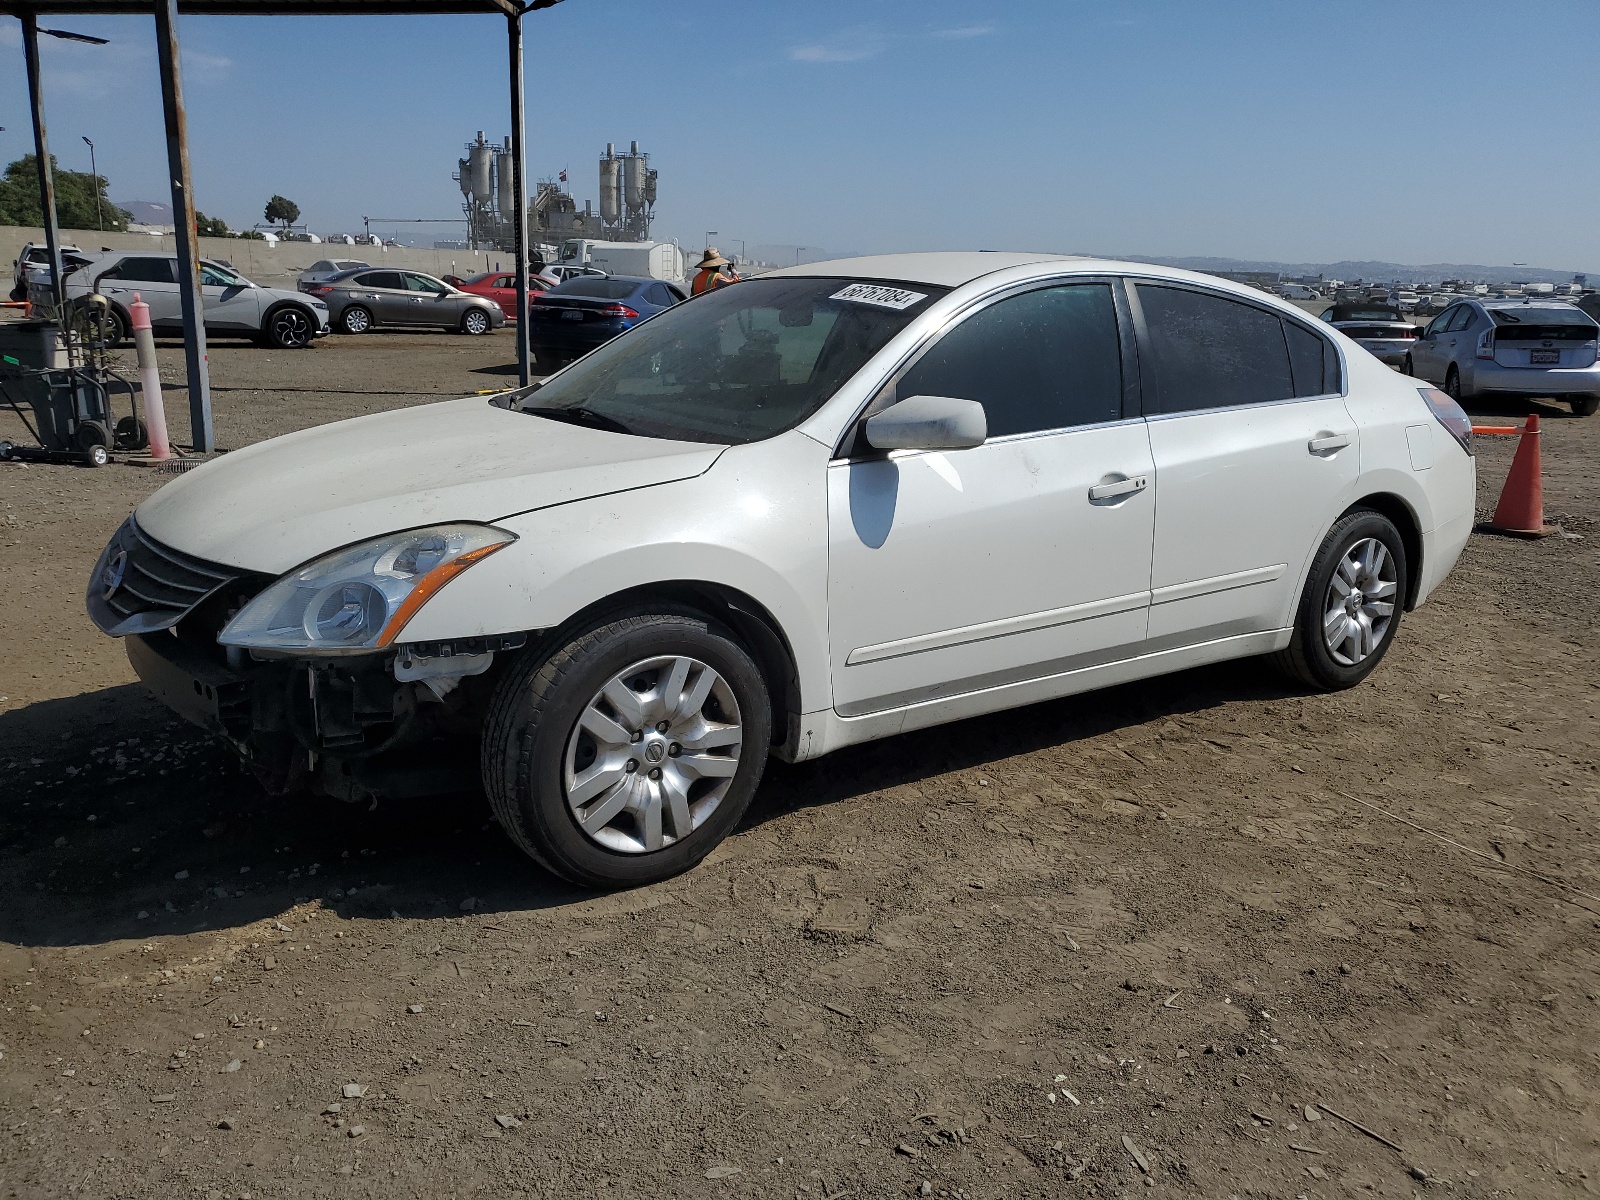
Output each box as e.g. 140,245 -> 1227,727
3,0 -> 1598,272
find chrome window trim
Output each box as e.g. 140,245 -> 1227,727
826,414 -> 1148,465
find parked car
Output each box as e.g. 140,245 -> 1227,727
452,270 -> 550,319
297,258 -> 371,292
309,268 -> 505,335
1574,293 -> 1600,325
11,241 -> 91,300
1403,298 -> 1600,415
1391,291 -> 1420,311
1319,302 -> 1420,367
62,251 -> 330,348
87,252 -> 1476,887
526,275 -> 684,370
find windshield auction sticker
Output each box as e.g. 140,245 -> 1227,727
830,283 -> 928,310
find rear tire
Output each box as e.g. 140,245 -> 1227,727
1571,395 -> 1599,417
481,610 -> 772,888
339,305 -> 373,335
1272,508 -> 1409,692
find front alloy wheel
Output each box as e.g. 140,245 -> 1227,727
482,610 -> 772,887
461,308 -> 491,335
564,656 -> 743,854
266,306 -> 314,348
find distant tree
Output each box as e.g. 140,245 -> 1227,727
0,154 -> 131,231
195,211 -> 232,237
236,229 -> 266,241
263,194 -> 300,233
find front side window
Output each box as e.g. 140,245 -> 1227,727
499,276 -> 946,444
404,273 -> 445,293
1447,305 -> 1477,333
893,283 -> 1123,438
1425,308 -> 1455,337
201,263 -> 248,288
1136,284 -> 1294,413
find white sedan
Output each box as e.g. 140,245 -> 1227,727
87,253 -> 1477,888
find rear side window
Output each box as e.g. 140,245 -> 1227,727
1283,321 -> 1340,396
115,257 -> 177,284
354,271 -> 404,289
895,283 -> 1123,438
1135,284 -> 1294,413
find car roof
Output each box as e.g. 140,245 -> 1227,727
766,251 -> 1073,287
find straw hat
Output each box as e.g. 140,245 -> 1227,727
698,247 -> 730,268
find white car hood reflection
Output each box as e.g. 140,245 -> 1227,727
135,396 -> 725,574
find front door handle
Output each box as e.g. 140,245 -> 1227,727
1308,434 -> 1351,454
1088,475 -> 1149,502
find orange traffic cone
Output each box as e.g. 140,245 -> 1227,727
1483,414 -> 1555,537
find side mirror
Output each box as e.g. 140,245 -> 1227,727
865,395 -> 986,452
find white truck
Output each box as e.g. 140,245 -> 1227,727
556,239 -> 686,284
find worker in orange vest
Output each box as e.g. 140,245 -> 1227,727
691,247 -> 741,296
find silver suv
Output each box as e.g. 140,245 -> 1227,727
62,251 -> 331,349
1404,298 -> 1600,416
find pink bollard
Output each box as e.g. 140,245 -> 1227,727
130,292 -> 172,459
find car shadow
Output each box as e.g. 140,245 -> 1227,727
1462,395 -> 1579,420
0,657 -> 1300,948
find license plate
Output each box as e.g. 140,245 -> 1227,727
1530,348 -> 1558,364
561,310 -> 583,321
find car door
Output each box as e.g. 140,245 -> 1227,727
1130,280 -> 1357,647
1411,307 -> 1455,381
1439,302 -> 1478,379
200,262 -> 262,331
349,270 -> 408,323
826,279 -> 1156,717
97,256 -> 181,325
402,272 -> 457,324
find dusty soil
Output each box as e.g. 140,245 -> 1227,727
1,327 -> 1597,1200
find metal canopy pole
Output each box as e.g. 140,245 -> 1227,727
152,0 -> 213,452
507,4 -> 531,386
20,14 -> 66,319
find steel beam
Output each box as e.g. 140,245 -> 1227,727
507,4 -> 530,386
20,13 -> 67,321
152,0 -> 213,452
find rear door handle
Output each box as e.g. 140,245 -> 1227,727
1308,434 -> 1351,454
1088,475 -> 1148,502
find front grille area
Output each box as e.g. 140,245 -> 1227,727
87,516 -> 245,637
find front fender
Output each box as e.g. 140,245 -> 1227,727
395,433 -> 834,712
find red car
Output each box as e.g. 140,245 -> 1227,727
450,271 -> 547,320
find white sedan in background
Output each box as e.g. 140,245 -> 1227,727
88,253 -> 1476,888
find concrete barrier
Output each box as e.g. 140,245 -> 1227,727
2,225 -> 521,286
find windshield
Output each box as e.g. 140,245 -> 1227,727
498,276 -> 947,444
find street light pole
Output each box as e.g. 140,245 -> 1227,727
705,230 -> 717,250
795,246 -> 807,265
82,136 -> 102,231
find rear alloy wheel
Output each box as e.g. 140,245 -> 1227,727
481,610 -> 772,888
1273,508 -> 1408,691
1571,395 -> 1599,417
460,307 -> 491,335
339,305 -> 373,335
264,305 -> 315,349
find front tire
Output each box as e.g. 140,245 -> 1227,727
1273,508 -> 1408,691
1444,364 -> 1467,402
482,610 -> 772,888
263,305 -> 316,349
1401,355 -> 1414,376
459,307 -> 492,336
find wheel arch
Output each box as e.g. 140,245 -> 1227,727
261,300 -> 319,343
1344,491 -> 1424,610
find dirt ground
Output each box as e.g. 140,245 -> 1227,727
1,325 -> 1596,1200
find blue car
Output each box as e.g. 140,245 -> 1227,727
528,275 -> 685,371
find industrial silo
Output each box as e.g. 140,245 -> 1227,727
623,140 -> 648,215
468,134 -> 494,205
599,143 -> 621,227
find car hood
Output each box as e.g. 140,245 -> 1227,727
135,396 -> 726,574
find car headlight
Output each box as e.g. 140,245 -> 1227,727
218,524 -> 514,655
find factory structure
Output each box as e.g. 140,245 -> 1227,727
456,134 -> 657,254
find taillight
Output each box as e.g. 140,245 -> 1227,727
598,304 -> 638,319
1476,329 -> 1495,359
1419,387 -> 1473,456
